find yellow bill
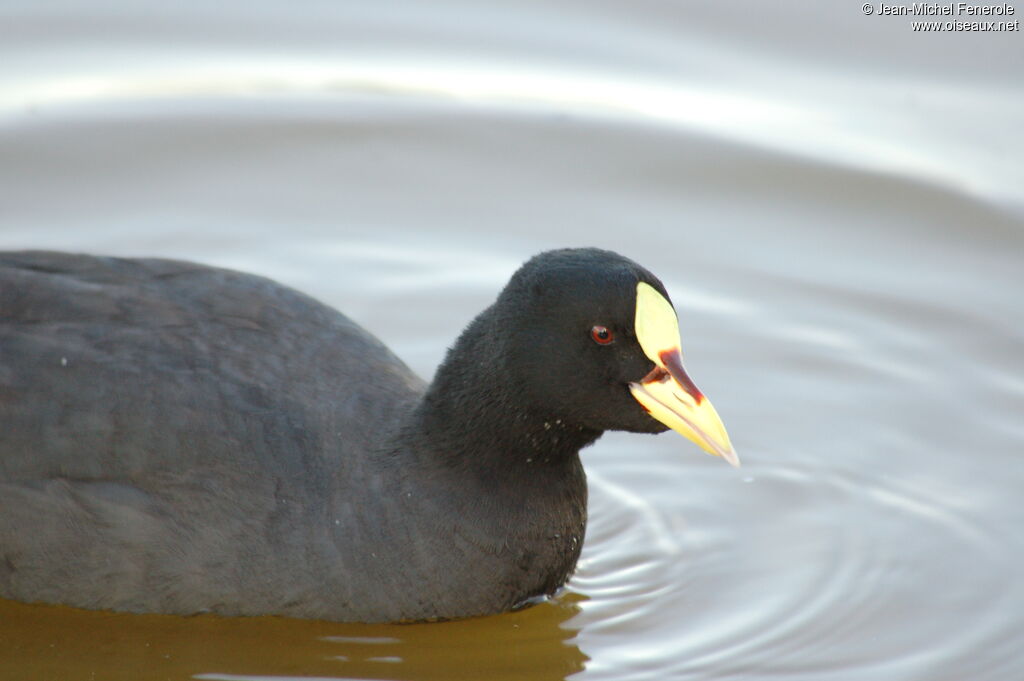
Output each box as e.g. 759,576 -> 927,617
629,282 -> 739,467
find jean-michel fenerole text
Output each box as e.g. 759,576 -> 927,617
875,2 -> 1015,16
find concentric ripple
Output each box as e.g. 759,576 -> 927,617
572,457 -> 1021,680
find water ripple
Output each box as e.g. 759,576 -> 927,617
3,54 -> 1021,204
576,461 -> 1017,680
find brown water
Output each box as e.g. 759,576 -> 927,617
2,2 -> 1023,680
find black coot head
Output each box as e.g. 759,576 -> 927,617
494,248 -> 673,435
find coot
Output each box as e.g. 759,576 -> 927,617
0,248 -> 735,622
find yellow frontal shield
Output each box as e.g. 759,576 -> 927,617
629,282 -> 739,467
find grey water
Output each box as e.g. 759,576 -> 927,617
1,2 -> 1023,680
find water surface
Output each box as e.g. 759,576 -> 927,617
1,2 -> 1023,680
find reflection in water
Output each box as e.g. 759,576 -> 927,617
3,56 -> 1019,203
0,595 -> 587,681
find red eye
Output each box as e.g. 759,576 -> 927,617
590,325 -> 614,345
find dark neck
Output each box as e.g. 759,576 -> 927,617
406,305 -> 602,483
359,307 -> 597,616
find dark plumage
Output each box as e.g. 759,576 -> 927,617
0,248 -> 724,622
